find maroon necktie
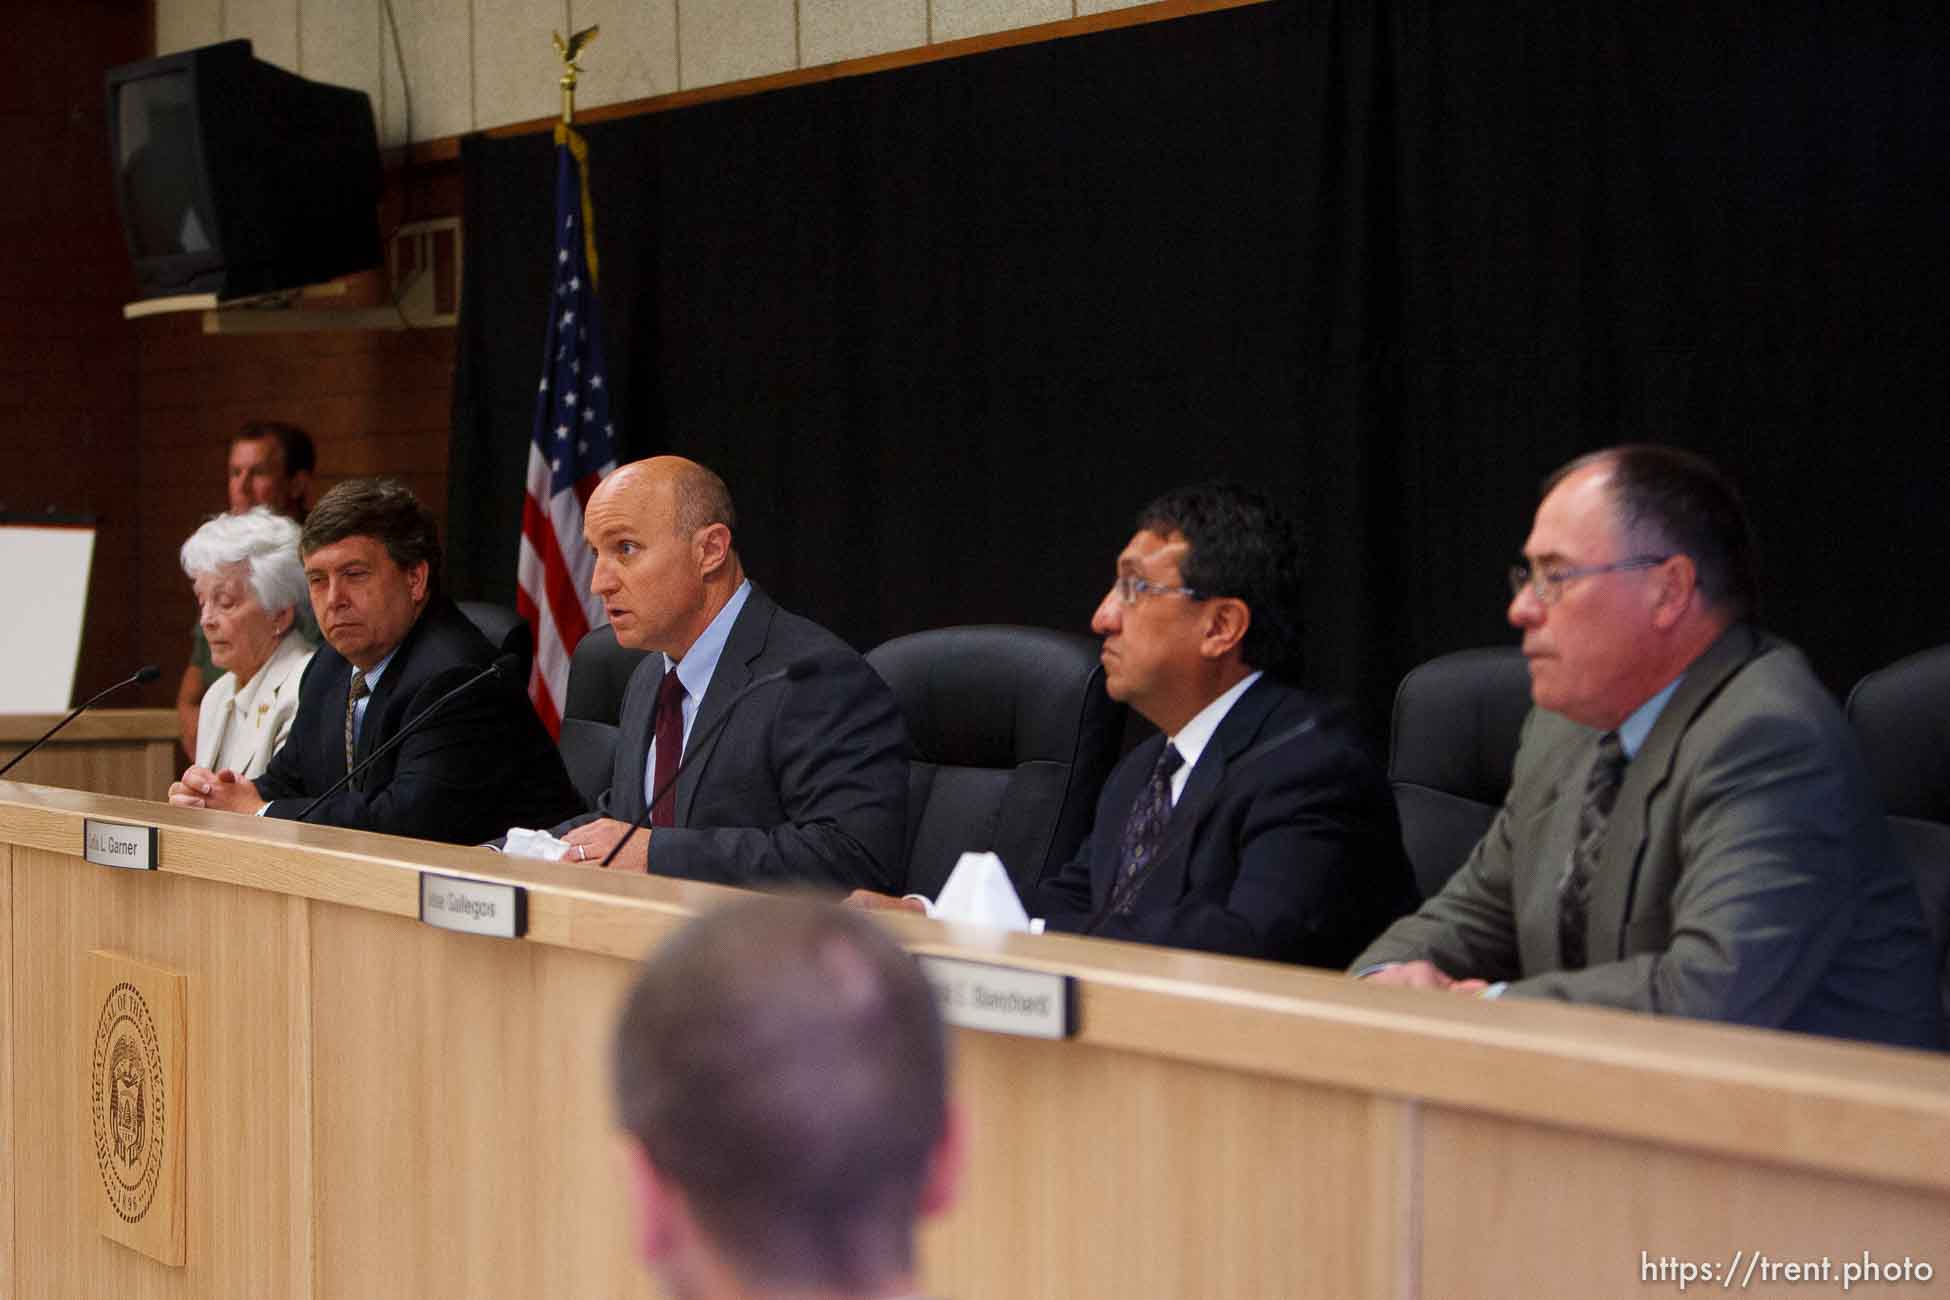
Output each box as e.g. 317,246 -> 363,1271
650,669 -> 686,828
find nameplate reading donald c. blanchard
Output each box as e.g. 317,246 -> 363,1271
84,819 -> 157,871
918,956 -> 1076,1039
419,873 -> 526,939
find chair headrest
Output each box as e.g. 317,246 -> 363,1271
564,625 -> 653,723
1847,644 -> 1950,823
867,625 -> 1111,769
1389,646 -> 1533,806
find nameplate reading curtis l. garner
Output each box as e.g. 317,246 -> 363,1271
918,956 -> 1076,1040
83,819 -> 157,870
419,873 -> 526,939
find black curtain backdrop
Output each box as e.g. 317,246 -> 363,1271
450,0 -> 1950,738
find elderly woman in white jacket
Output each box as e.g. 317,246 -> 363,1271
177,507 -> 316,780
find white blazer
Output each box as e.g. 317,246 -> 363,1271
194,634 -> 315,779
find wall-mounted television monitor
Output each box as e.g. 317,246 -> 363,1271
105,39 -> 382,302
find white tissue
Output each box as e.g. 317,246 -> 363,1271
503,827 -> 574,861
929,851 -> 1035,932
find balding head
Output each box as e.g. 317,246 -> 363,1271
612,896 -> 961,1297
590,457 -> 737,540
584,458 -> 745,658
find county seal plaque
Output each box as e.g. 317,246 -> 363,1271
85,950 -> 186,1266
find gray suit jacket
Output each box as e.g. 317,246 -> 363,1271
553,584 -> 908,893
1353,624 -> 1942,1048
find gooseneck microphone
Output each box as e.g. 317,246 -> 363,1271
0,663 -> 162,779
598,657 -> 818,868
1080,714 -> 1320,936
293,653 -> 522,821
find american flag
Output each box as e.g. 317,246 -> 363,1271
516,123 -> 617,737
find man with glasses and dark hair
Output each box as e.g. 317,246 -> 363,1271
858,481 -> 1416,966
1354,445 -> 1940,1047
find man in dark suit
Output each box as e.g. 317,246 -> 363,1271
552,457 -> 908,892
1354,445 -> 1941,1048
854,482 -> 1416,967
1028,482 -> 1415,964
169,477 -> 583,844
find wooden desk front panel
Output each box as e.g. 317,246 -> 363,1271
0,709 -> 178,802
1420,1108 -> 1950,1300
6,800 -> 1948,1300
11,845 -> 309,1300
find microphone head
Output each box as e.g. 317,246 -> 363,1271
135,664 -> 162,684
784,657 -> 819,682
490,653 -> 523,681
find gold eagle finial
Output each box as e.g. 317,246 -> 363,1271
553,26 -> 601,124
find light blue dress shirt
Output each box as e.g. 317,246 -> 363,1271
642,579 -> 752,807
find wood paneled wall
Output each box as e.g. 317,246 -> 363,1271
2,2 -> 151,705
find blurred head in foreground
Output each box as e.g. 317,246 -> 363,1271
612,896 -> 962,1300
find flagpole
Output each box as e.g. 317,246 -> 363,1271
519,26 -> 618,739
552,25 -> 600,126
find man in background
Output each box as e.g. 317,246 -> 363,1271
612,896 -> 962,1300
176,420 -> 317,756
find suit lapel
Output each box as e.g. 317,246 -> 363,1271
675,587 -> 774,825
1586,623 -> 1766,958
1127,678 -> 1282,914
347,604 -> 446,787
617,652 -> 669,822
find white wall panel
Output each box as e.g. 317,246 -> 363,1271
801,0 -> 927,68
474,0 -> 567,131
569,0 -> 679,111
378,0 -> 474,146
677,0 -> 795,90
932,0 -> 1069,43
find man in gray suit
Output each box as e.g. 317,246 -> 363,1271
1353,445 -> 1941,1048
551,456 -> 908,892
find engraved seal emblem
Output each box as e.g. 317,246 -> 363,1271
90,981 -> 166,1223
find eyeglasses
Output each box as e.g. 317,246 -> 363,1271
1113,574 -> 1208,606
1507,555 -> 1670,606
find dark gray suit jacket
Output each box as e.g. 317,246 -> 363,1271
1354,625 -> 1942,1048
555,584 -> 908,892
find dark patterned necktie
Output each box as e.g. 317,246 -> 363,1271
1558,730 -> 1628,970
649,669 -> 686,828
1113,743 -> 1184,914
343,670 -> 369,779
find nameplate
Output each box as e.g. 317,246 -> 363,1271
918,956 -> 1076,1040
418,874 -> 526,939
83,819 -> 157,871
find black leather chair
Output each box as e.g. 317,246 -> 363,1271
457,600 -> 534,685
1387,647 -> 1533,900
866,625 -> 1126,902
1846,644 -> 1950,1029
558,624 -> 651,808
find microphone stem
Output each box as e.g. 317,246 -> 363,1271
0,669 -> 150,779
